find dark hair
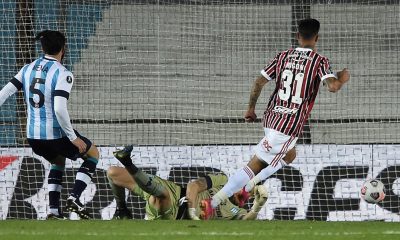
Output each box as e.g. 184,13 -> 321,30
298,18 -> 320,40
35,30 -> 66,55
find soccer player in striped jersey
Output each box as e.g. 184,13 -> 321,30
201,18 -> 350,219
0,30 -> 100,219
107,145 -> 268,220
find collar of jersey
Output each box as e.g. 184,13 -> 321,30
43,55 -> 57,61
295,47 -> 313,51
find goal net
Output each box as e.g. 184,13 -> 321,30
0,0 -> 399,221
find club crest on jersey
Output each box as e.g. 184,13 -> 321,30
262,138 -> 272,152
273,106 -> 298,114
66,76 -> 72,84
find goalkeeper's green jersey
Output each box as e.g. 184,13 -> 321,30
132,174 -> 247,220
132,175 -> 181,220
194,174 -> 247,220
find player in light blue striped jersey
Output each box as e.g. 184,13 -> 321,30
0,30 -> 100,219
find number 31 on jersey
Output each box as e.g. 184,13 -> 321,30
278,69 -> 304,104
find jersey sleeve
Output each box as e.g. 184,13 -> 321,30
0,66 -> 27,107
233,207 -> 248,220
54,70 -> 74,99
54,70 -> 77,141
318,57 -> 335,82
11,65 -> 27,90
260,53 -> 280,81
218,199 -> 248,220
204,174 -> 228,189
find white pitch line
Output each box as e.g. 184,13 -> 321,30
288,231 -> 400,236
382,231 -> 400,235
202,232 -> 254,236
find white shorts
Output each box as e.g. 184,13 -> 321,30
254,128 -> 298,167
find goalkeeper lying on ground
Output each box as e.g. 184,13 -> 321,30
107,145 -> 268,220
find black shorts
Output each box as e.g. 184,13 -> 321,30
27,130 -> 92,161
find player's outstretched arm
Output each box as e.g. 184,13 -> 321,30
188,174 -> 228,220
0,75 -> 23,107
186,177 -> 208,220
324,68 -> 350,93
241,185 -> 268,220
0,82 -> 19,107
245,75 -> 268,122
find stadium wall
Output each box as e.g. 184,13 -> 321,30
0,144 -> 399,221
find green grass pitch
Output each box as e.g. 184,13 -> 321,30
1,220 -> 399,240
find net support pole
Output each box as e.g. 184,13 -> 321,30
291,0 -> 311,47
15,0 -> 35,145
58,0 -> 67,65
292,0 -> 311,144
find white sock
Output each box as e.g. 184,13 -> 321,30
211,166 -> 254,208
211,191 -> 228,209
245,161 -> 284,192
49,208 -> 59,215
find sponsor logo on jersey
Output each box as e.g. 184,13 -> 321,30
288,52 -> 313,61
272,106 -> 298,114
262,139 -> 272,152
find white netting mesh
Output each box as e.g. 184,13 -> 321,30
0,0 -> 399,220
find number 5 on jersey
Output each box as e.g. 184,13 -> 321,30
29,78 -> 45,108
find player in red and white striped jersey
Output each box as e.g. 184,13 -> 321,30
201,19 -> 350,219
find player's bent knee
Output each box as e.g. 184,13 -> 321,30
247,155 -> 267,174
107,166 -> 130,179
107,166 -> 122,179
50,155 -> 66,166
86,144 -> 100,160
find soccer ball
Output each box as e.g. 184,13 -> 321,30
360,179 -> 386,204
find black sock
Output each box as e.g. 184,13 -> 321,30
71,157 -> 98,199
48,165 -> 63,213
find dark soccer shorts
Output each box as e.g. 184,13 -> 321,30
27,129 -> 92,161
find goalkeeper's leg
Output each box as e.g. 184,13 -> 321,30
113,145 -> 168,199
107,166 -> 178,219
107,166 -> 133,219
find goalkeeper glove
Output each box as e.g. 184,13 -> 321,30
251,185 -> 268,213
